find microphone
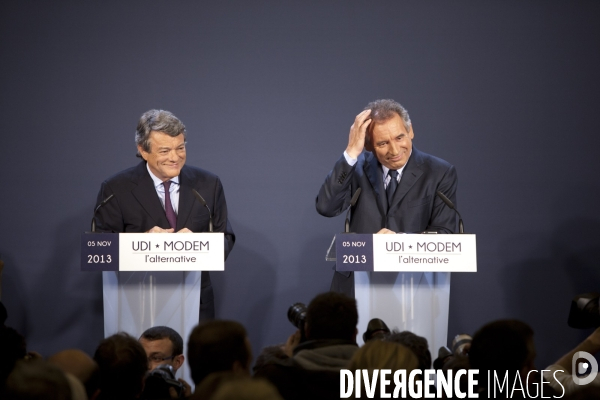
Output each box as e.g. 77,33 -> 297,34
91,194 -> 114,232
436,191 -> 464,234
192,189 -> 213,232
344,188 -> 362,233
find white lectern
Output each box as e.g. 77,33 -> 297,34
329,233 -> 476,354
82,232 -> 224,388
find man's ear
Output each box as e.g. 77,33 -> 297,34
137,145 -> 148,160
172,354 -> 184,371
408,124 -> 415,140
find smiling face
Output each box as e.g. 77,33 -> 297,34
371,113 -> 414,170
138,131 -> 186,181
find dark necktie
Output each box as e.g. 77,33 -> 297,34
162,181 -> 177,229
386,169 -> 399,208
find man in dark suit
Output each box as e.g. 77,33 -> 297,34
316,99 -> 457,295
94,109 -> 235,319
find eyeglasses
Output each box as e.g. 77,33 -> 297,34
148,354 -> 176,363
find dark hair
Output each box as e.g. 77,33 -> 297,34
363,99 -> 411,152
305,292 -> 358,341
135,109 -> 186,156
93,332 -> 147,400
348,340 -> 418,371
187,320 -> 250,385
0,301 -> 7,326
140,326 -> 183,356
469,319 -> 535,386
0,326 -> 27,388
385,330 -> 432,370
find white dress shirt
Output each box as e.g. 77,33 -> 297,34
146,163 -> 180,214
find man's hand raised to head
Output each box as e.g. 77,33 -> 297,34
345,109 -> 372,159
146,226 -> 175,233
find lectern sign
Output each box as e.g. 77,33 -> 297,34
81,233 -> 119,271
334,234 -> 375,271
81,232 -> 224,271
335,233 -> 476,272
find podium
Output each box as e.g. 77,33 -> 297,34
81,232 -> 224,387
328,233 -> 476,353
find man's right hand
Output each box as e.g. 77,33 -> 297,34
345,109 -> 372,159
146,226 -> 175,233
281,330 -> 301,358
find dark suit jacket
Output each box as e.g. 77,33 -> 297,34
316,147 -> 457,295
94,161 -> 235,319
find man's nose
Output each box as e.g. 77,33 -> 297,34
168,149 -> 179,160
389,141 -> 399,155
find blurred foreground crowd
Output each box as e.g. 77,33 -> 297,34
2,293 -> 600,400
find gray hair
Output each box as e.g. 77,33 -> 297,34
364,99 -> 411,131
135,109 -> 186,155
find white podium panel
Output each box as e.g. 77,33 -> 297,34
102,270 -> 200,388
330,233 -> 475,353
80,232 -> 227,390
355,271 -> 451,354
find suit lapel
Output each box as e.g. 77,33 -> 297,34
389,147 -> 424,210
176,166 -> 195,231
363,153 -> 387,215
131,162 -> 171,229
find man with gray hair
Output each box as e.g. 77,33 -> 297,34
94,110 -> 235,319
316,99 -> 458,295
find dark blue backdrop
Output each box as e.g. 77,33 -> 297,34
1,1 -> 600,369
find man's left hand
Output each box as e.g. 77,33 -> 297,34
176,228 -> 192,233
376,228 -> 396,234
168,378 -> 192,398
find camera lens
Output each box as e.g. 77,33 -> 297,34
287,303 -> 307,330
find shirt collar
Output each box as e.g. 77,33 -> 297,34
146,163 -> 180,189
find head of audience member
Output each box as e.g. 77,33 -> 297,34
442,354 -> 471,396
210,376 -> 283,400
349,340 -> 419,372
139,326 -> 184,373
194,372 -> 281,400
3,359 -> 71,400
385,330 -> 432,370
48,349 -> 100,400
469,319 -> 536,385
187,320 -> 252,387
93,332 -> 147,400
63,373 -> 88,400
0,326 -> 27,390
135,109 -> 187,181
304,292 -> 358,342
0,301 -> 7,326
347,341 -> 419,400
363,99 -> 414,170
348,340 -> 421,399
